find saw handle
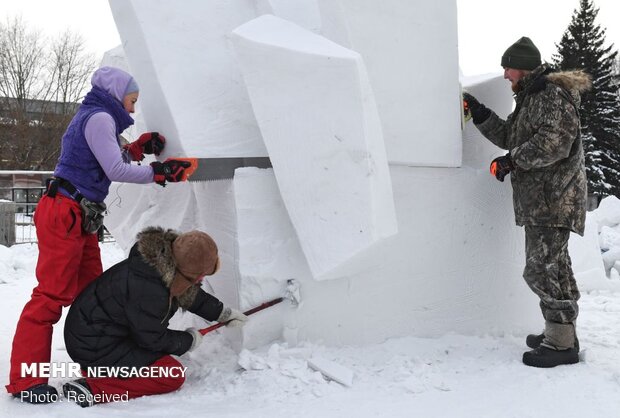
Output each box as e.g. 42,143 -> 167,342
170,157 -> 198,181
199,297 -> 284,335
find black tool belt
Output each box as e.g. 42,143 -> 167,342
45,177 -> 106,234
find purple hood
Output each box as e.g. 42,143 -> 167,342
90,66 -> 139,102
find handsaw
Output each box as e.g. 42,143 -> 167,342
172,157 -> 273,181
170,157 -> 198,181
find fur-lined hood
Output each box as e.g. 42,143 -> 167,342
546,69 -> 592,95
524,65 -> 592,106
134,226 -> 199,309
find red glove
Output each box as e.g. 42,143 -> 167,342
151,158 -> 192,186
123,132 -> 166,161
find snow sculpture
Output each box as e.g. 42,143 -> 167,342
105,0 -> 540,347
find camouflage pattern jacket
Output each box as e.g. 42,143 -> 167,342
476,64 -> 591,235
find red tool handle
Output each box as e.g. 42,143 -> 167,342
199,297 -> 284,335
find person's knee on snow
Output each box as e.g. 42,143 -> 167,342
153,356 -> 186,393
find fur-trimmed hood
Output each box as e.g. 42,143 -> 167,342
546,69 -> 592,94
547,69 -> 592,107
134,226 -> 199,309
524,65 -> 592,106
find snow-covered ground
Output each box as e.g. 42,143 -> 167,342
2,201 -> 620,417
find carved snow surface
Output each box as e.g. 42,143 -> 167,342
232,15 -> 397,280
108,0 -> 267,158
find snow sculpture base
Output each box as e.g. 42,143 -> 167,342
232,165 -> 538,348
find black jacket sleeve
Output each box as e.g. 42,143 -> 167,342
188,288 -> 224,322
125,293 -> 193,355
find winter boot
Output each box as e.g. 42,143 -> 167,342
525,333 -> 545,349
526,332 -> 580,352
63,378 -> 94,407
12,383 -> 59,404
522,345 -> 579,368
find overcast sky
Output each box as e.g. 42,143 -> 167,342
0,0 -> 618,76
457,0 -> 620,75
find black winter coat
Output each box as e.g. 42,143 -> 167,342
64,227 -> 224,369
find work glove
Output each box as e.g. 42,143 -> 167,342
150,158 -> 192,186
462,92 -> 492,124
217,307 -> 249,328
490,153 -> 515,182
123,132 -> 166,161
185,327 -> 203,352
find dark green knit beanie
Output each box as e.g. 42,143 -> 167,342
501,36 -> 541,70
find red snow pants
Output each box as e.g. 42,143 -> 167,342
83,356 -> 186,403
6,194 -> 102,393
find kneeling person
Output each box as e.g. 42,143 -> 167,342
63,227 -> 247,407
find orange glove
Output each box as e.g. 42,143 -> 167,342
150,158 -> 192,186
490,153 -> 515,182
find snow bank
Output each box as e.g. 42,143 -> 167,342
588,196 -> 620,289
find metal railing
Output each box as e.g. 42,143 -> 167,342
14,212 -> 36,244
1,210 -> 114,245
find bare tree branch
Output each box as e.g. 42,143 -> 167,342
0,17 -> 96,170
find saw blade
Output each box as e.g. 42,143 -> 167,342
187,157 -> 272,181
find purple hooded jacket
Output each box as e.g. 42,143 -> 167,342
54,66 -> 154,202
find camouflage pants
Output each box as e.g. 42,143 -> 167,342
523,226 -> 580,324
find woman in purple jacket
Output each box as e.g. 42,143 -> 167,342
6,66 -> 191,403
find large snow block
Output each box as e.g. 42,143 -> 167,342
231,15 -> 397,281
314,0 -> 462,166
230,166 -> 537,348
233,167 -> 299,348
108,0 -> 267,158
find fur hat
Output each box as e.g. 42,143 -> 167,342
501,36 -> 541,71
170,230 -> 219,297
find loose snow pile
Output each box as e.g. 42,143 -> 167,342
594,196 -> 620,279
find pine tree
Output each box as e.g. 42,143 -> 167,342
553,0 -> 620,197
614,55 -> 620,96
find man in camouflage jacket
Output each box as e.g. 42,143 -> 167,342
463,36 -> 591,368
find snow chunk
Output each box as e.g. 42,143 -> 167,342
308,356 -> 354,387
595,195 -> 620,231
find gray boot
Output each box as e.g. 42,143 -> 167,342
523,321 -> 580,368
522,346 -> 579,368
526,331 -> 579,351
542,321 -> 577,350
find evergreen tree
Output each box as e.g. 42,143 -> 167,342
614,55 -> 620,96
553,0 -> 620,197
